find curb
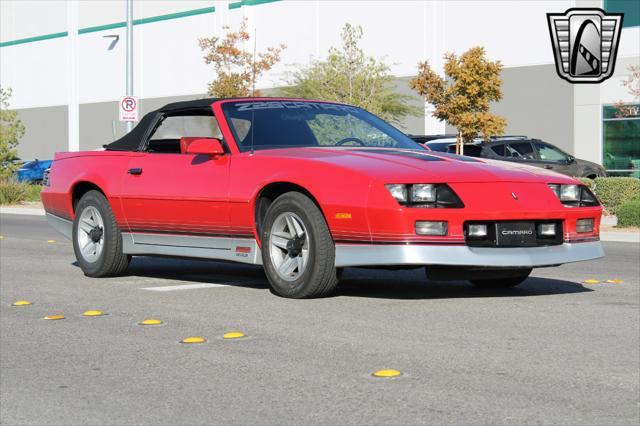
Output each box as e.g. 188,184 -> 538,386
600,231 -> 640,244
0,207 -> 46,216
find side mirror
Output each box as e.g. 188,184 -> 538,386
184,138 -> 225,156
567,155 -> 575,164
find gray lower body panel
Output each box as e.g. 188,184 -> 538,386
45,212 -> 72,239
334,241 -> 604,268
44,212 -> 602,270
122,233 -> 262,265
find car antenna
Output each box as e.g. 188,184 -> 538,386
250,108 -> 255,156
250,29 -> 257,156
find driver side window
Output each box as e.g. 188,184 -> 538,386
505,142 -> 535,160
535,143 -> 568,162
147,115 -> 222,153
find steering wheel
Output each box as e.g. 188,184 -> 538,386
336,137 -> 366,147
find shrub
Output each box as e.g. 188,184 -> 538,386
577,177 -> 595,191
0,180 -> 41,205
593,177 -> 640,214
24,183 -> 42,201
616,199 -> 640,227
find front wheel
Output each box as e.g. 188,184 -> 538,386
261,192 -> 339,298
73,190 -> 130,277
470,268 -> 532,288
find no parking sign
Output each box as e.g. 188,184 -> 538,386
119,96 -> 139,122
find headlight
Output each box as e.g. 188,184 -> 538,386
411,184 -> 436,203
576,218 -> 595,233
548,184 -> 599,207
385,184 -> 464,208
385,184 -> 408,203
559,184 -> 580,202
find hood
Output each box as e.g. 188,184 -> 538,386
255,147 -> 577,184
575,157 -> 605,171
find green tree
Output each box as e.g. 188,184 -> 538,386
280,23 -> 420,124
614,64 -> 640,118
0,87 -> 25,180
410,46 -> 506,154
199,17 -> 286,98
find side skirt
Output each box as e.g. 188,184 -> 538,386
45,213 -> 73,239
121,232 -> 262,265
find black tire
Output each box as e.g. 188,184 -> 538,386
261,191 -> 339,298
470,268 -> 532,288
73,190 -> 130,277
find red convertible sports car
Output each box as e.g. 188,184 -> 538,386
42,98 -> 604,298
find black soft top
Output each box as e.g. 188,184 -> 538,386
104,98 -> 219,151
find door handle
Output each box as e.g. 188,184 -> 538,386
128,168 -> 143,175
544,165 -> 553,169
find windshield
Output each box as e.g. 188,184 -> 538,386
222,101 -> 421,152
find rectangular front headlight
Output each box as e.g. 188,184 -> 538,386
548,184 -> 599,207
411,184 -> 436,203
385,184 -> 464,208
416,221 -> 448,236
537,223 -> 556,236
560,184 -> 580,202
467,224 -> 488,237
385,184 -> 407,203
576,218 -> 594,233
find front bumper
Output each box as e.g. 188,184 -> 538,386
334,241 -> 604,268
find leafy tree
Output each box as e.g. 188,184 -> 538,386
280,23 -> 420,124
410,46 -> 505,154
0,87 -> 25,181
199,17 -> 286,98
614,64 -> 640,118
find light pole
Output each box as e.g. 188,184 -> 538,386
125,0 -> 133,133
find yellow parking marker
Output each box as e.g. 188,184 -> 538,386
12,300 -> 32,307
223,331 -> 245,339
606,279 -> 624,284
44,315 -> 65,320
139,318 -> 162,325
82,310 -> 104,317
372,369 -> 402,378
181,336 -> 206,344
583,279 -> 600,284
47,240 -> 56,243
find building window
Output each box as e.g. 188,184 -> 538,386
603,104 -> 640,177
604,0 -> 640,28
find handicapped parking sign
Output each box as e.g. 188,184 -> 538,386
119,96 -> 139,122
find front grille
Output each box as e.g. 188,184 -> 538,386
464,220 -> 564,247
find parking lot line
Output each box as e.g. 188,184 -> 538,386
140,283 -> 229,291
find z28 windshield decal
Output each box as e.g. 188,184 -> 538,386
235,101 -> 360,113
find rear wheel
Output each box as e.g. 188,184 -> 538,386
470,268 -> 532,288
73,190 -> 129,277
261,192 -> 339,298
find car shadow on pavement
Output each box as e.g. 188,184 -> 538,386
71,258 -> 593,299
72,256 -> 271,289
337,271 -> 593,300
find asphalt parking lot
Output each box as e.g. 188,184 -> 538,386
1,214 -> 638,426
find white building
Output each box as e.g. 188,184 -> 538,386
1,0 -> 638,175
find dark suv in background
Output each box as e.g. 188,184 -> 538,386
411,135 -> 606,179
